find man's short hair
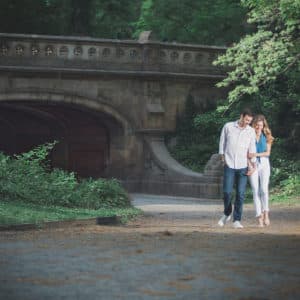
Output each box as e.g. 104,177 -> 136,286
241,108 -> 254,117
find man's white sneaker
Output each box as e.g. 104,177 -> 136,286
233,221 -> 244,228
218,215 -> 231,227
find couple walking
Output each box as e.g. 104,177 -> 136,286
218,108 -> 274,228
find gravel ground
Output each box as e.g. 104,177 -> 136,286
0,194 -> 300,300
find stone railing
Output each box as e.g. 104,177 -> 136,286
0,33 -> 226,78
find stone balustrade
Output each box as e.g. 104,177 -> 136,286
0,33 -> 225,78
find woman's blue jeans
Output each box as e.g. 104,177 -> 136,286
223,165 -> 248,221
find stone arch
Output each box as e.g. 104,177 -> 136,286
0,102 -> 67,156
0,90 -> 133,134
0,90 -> 136,178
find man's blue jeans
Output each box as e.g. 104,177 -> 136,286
223,165 -> 248,221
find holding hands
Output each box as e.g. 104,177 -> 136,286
247,152 -> 256,176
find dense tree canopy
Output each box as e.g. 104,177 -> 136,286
90,0 -> 141,39
0,0 -> 249,45
134,0 -> 251,45
0,0 -> 141,38
214,0 -> 300,103
0,0 -> 71,35
211,0 -> 300,156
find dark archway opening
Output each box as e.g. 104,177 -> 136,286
0,103 -> 110,178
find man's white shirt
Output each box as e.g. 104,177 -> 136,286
219,121 -> 256,169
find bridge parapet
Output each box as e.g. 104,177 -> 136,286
0,33 -> 225,77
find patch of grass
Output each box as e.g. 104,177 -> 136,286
270,196 -> 300,205
270,193 -> 300,205
0,144 -> 143,226
230,185 -> 300,206
0,200 -> 142,226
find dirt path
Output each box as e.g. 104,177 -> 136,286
0,194 -> 300,300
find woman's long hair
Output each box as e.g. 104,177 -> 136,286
252,114 -> 275,144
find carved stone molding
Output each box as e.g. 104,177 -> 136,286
0,44 -> 9,55
0,33 -> 226,76
31,45 -> 39,56
45,45 -> 55,56
15,44 -> 24,56
74,46 -> 83,56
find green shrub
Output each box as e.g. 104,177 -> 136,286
271,174 -> 300,203
168,144 -> 214,172
279,175 -> 300,197
269,144 -> 300,202
167,100 -> 230,172
269,138 -> 300,187
0,143 -> 130,209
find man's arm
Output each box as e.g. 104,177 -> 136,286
248,129 -> 256,163
219,124 -> 226,161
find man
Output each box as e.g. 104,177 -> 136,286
218,108 -> 256,228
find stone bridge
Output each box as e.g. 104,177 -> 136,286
0,32 -> 224,199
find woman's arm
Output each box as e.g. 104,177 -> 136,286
248,143 -> 272,158
246,158 -> 256,176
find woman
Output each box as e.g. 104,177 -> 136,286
248,115 -> 274,227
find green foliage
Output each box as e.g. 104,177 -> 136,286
270,174 -> 300,204
168,144 -> 212,173
194,108 -> 232,137
278,175 -> 300,197
167,97 -> 229,172
0,0 -> 73,35
0,0 -> 250,45
166,96 -> 199,171
214,0 -> 300,105
90,0 -> 141,39
0,0 -> 141,38
134,0 -> 251,45
174,95 -> 197,145
0,143 -> 130,209
270,140 -> 300,186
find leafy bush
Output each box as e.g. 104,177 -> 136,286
278,175 -> 300,197
269,141 -> 300,202
0,143 -> 130,209
169,143 -> 217,172
271,174 -> 300,203
167,99 -> 231,172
